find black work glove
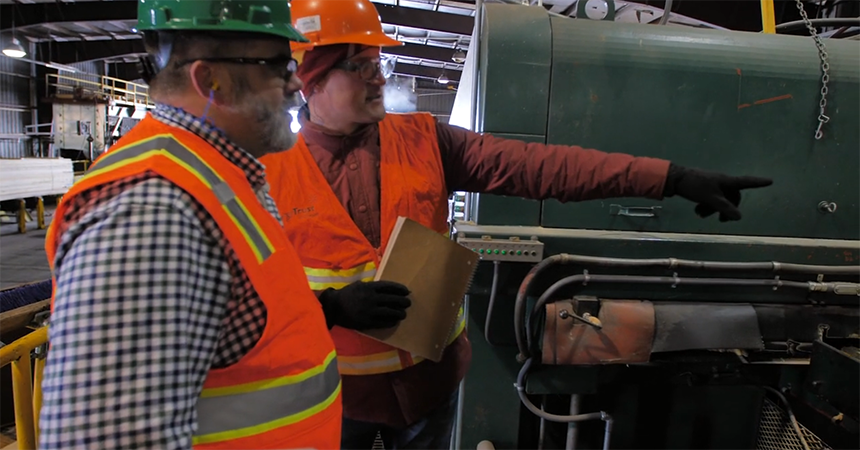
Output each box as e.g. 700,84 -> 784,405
318,280 -> 412,331
662,163 -> 773,221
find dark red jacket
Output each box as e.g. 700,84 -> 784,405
298,116 -> 669,427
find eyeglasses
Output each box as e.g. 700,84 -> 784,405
334,57 -> 395,82
178,56 -> 299,80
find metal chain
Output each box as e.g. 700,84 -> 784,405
795,0 -> 831,140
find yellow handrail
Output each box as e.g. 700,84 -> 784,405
45,73 -> 154,108
761,0 -> 776,34
1,326 -> 49,450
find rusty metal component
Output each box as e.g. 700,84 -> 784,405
543,299 -> 655,365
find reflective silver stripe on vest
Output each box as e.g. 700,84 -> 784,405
195,356 -> 341,436
304,267 -> 377,286
94,136 -> 273,261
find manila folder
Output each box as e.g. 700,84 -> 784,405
359,216 -> 479,362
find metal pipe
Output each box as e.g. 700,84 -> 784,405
537,396 -> 547,450
451,292 -> 470,450
0,104 -> 30,112
33,352 -> 46,443
12,352 -> 35,450
452,379 -> 465,450
29,41 -> 39,158
526,274 -> 859,355
484,260 -> 502,344
533,254 -> 860,276
513,253 -> 860,358
469,0 -> 484,133
761,0 -> 777,33
515,254 -> 570,359
776,17 -> 860,32
1,327 -> 48,450
0,133 -> 28,140
0,70 -> 30,79
515,359 -> 613,449
566,395 -> 581,450
659,0 -> 674,25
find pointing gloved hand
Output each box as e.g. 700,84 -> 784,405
663,163 -> 773,221
318,280 -> 412,331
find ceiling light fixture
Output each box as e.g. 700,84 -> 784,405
436,73 -> 449,85
3,38 -> 26,58
451,50 -> 466,63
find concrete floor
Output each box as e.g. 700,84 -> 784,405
0,211 -> 54,290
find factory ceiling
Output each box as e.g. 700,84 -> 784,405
0,1 -> 839,84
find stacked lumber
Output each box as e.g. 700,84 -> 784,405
0,158 -> 74,202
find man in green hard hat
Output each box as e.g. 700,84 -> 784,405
40,1 -> 343,449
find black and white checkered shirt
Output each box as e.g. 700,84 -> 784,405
40,104 -> 279,450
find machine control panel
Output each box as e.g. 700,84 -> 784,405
457,236 -> 545,262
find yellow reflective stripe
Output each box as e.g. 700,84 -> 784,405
221,205 -> 264,263
448,306 -> 466,344
338,306 -> 465,375
84,134 -> 276,263
338,352 -> 404,375
193,350 -> 340,444
192,381 -> 342,445
304,262 -> 378,290
201,351 -> 337,398
232,196 -> 275,260
303,262 -> 377,278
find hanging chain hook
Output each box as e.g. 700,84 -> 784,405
795,0 -> 831,140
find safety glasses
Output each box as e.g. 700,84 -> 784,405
178,56 -> 299,80
334,57 -> 395,81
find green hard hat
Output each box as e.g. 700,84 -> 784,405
137,0 -> 308,42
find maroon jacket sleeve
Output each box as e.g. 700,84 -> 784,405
436,121 -> 670,202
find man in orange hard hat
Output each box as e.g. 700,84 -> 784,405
260,0 -> 773,448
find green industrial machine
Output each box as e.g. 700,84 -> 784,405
452,3 -> 859,450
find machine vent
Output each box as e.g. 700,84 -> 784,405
756,398 -> 831,450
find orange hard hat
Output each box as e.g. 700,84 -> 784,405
290,0 -> 403,52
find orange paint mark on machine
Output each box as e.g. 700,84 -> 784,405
738,94 -> 792,110
754,94 -> 793,105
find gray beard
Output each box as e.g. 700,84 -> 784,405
249,93 -> 301,155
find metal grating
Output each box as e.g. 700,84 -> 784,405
756,398 -> 831,450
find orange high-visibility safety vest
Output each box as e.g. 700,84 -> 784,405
261,112 -> 465,376
45,115 -> 343,449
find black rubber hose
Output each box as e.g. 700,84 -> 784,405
514,255 -> 575,360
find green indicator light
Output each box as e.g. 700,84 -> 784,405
517,250 -> 522,255
493,249 -> 499,254
479,249 -> 484,254
501,250 -> 507,255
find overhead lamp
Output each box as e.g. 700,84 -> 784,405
3,38 -> 26,58
451,49 -> 466,64
436,73 -> 449,84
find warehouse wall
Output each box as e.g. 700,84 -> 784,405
0,55 -> 33,158
416,88 -> 456,124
